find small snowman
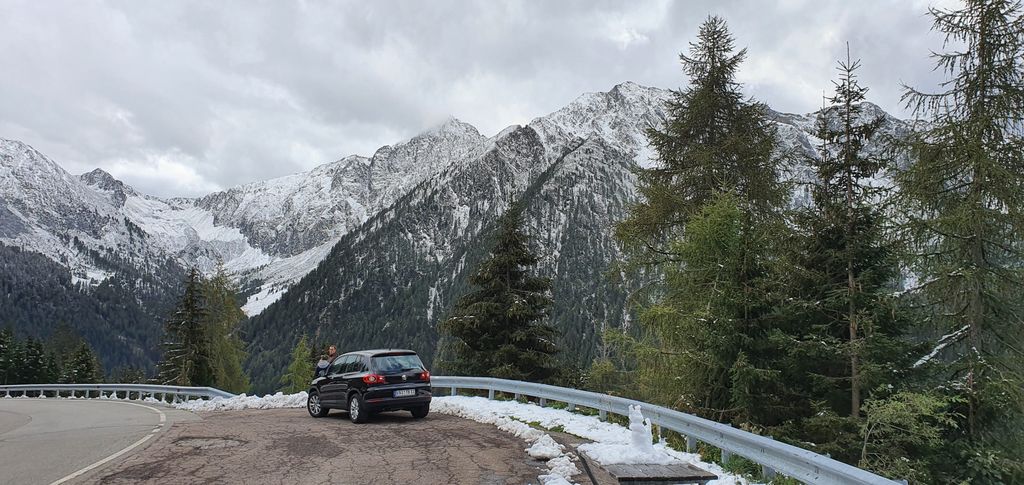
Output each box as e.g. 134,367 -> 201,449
628,404 -> 655,457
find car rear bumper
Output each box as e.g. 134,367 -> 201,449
363,384 -> 432,412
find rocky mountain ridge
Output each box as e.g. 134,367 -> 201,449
0,82 -> 913,383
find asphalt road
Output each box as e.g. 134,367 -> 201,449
0,399 -> 198,485
90,407 -> 550,485
0,400 -> 584,485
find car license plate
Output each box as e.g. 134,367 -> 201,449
394,389 -> 416,398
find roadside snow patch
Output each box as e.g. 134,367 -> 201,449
432,395 -> 744,485
527,434 -> 565,459
174,392 -> 307,412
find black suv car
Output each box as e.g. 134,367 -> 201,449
306,349 -> 431,423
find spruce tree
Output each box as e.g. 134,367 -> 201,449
19,337 -> 48,384
59,342 -> 102,384
48,323 -> 83,371
280,335 -> 314,394
203,263 -> 250,393
783,51 -> 911,418
898,1 -> 1024,480
0,328 -> 14,385
439,202 -> 559,382
157,268 -> 215,387
613,16 -> 790,425
112,366 -> 147,384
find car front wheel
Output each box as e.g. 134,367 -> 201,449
307,391 -> 329,418
348,393 -> 369,424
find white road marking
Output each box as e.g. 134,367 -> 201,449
48,400 -> 169,485
49,434 -> 153,484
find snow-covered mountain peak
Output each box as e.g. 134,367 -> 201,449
0,138 -> 68,181
425,116 -> 481,138
528,83 -> 671,167
80,168 -> 139,207
80,167 -> 118,186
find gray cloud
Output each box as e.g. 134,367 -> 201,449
0,0 -> 953,197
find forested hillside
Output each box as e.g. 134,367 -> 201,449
0,243 -> 182,372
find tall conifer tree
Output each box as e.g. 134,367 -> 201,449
783,51 -> 911,418
898,1 -> 1024,479
157,268 -> 215,387
0,328 -> 14,385
203,263 -> 250,393
280,335 -> 314,394
59,342 -> 102,384
615,16 -> 790,425
439,202 -> 559,382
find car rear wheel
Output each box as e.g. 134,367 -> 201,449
307,391 -> 329,418
410,405 -> 429,419
348,393 -> 369,424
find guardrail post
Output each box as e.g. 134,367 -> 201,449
721,449 -> 732,464
514,393 -> 521,401
450,386 -> 457,396
598,409 -> 607,421
539,398 -> 547,408
487,389 -> 495,400
566,403 -> 575,412
686,435 -> 696,453
762,465 -> 777,480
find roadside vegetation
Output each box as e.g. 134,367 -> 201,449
596,5 -> 1020,484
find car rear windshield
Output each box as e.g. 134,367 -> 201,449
372,353 -> 424,373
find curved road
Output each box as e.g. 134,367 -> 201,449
0,401 -> 558,485
0,399 -> 197,484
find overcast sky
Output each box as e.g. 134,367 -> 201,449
0,0 -> 955,197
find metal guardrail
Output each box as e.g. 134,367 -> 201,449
430,376 -> 898,485
0,383 -> 235,401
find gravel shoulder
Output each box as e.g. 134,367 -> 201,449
90,408 -> 548,485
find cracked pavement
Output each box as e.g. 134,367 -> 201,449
89,408 -> 549,485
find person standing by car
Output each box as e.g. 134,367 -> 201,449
313,345 -> 338,379
326,345 -> 338,363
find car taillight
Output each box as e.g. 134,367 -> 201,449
420,371 -> 430,382
362,374 -> 387,385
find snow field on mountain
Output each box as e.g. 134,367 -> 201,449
172,392 -> 743,485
